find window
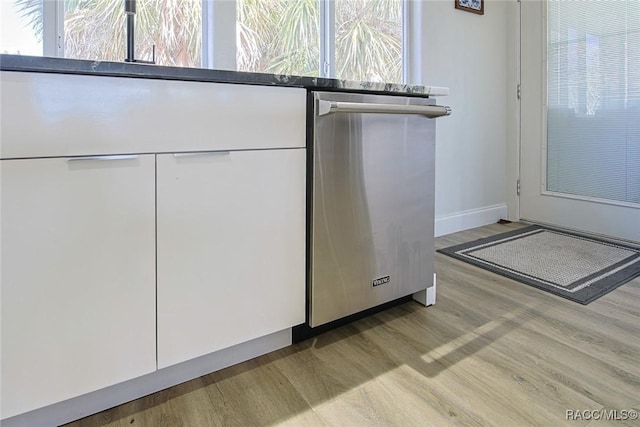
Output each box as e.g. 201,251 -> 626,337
0,1 -> 43,55
237,0 -> 403,82
236,0 -> 320,76
64,1 -> 126,62
335,0 -> 402,83
64,0 -> 202,67
2,0 -> 407,82
546,0 -> 640,204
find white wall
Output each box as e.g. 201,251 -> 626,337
418,0 -> 511,236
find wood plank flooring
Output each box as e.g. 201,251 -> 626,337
65,223 -> 640,426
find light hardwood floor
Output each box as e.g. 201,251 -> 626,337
66,223 -> 640,427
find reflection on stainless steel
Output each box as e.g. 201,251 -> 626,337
310,91 -> 447,327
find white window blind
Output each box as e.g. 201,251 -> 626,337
547,0 -> 640,204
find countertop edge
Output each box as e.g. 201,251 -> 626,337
0,54 -> 449,97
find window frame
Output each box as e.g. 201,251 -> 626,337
43,0 -> 416,83
42,0 -> 63,57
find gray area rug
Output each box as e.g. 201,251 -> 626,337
438,225 -> 640,304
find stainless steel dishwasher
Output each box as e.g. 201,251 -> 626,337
309,91 -> 451,328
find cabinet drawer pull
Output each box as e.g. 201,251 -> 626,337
173,152 -> 231,158
66,155 -> 139,162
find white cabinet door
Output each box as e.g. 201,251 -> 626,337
0,155 -> 156,418
157,149 -> 306,369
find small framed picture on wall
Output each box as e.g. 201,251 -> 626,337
455,0 -> 484,15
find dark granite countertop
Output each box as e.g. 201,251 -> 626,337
0,54 -> 448,97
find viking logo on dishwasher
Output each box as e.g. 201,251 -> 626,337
372,275 -> 390,287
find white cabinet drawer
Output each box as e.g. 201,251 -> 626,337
0,72 -> 306,159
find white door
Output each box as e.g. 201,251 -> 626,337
156,149 -> 305,369
520,0 -> 640,242
1,155 -> 156,418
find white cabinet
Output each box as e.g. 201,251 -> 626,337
0,70 -> 307,421
0,155 -> 156,418
156,149 -> 306,368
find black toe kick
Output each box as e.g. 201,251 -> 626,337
292,295 -> 413,343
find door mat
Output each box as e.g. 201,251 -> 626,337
437,225 -> 640,304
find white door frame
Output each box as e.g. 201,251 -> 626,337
506,0 -> 521,221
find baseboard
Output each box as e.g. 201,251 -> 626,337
435,204 -> 508,237
2,329 -> 292,427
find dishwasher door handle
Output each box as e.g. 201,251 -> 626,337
317,100 -> 451,118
